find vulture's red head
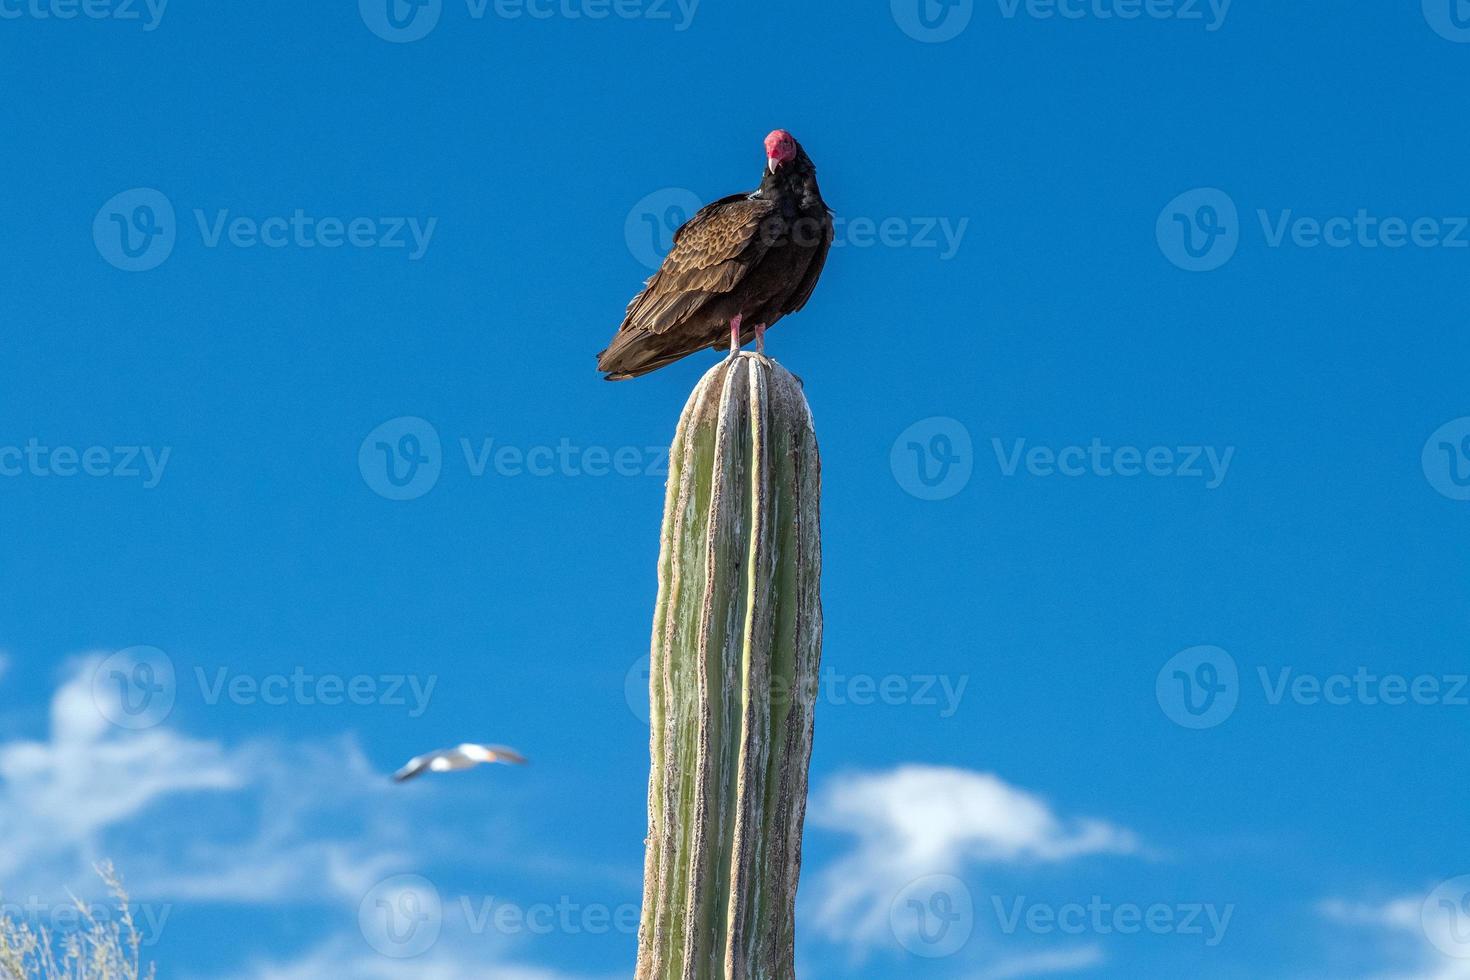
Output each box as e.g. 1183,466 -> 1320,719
765,129 -> 799,173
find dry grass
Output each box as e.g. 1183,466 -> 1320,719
0,864 -> 156,980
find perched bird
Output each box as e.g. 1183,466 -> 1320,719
391,743 -> 528,782
598,130 -> 833,381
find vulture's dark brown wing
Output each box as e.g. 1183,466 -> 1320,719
621,193 -> 776,333
598,194 -> 776,379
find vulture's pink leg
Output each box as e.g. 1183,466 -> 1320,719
754,323 -> 767,355
729,315 -> 743,354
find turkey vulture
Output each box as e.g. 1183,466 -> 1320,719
597,130 -> 833,381
391,743 -> 528,782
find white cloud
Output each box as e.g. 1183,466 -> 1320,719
0,656 -> 616,980
0,656 -> 243,889
974,944 -> 1106,979
1319,894 -> 1470,980
203,933 -> 607,980
806,765 -> 1141,952
0,657 -> 417,907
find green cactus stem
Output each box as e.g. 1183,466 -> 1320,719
636,352 -> 823,980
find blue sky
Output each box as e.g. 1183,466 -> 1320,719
1,1 -> 1469,977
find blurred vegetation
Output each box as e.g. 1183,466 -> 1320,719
0,864 -> 155,980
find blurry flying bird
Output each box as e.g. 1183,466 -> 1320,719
392,743 -> 528,782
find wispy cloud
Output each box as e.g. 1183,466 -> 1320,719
806,765 -> 1141,952
202,933 -> 607,980
1319,894 -> 1470,980
5,664 -> 1141,980
0,655 -> 243,891
0,656 -> 422,906
973,944 -> 1106,979
0,656 -> 609,979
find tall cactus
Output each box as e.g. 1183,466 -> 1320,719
636,352 -> 823,980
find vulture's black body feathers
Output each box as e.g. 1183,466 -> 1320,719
598,132 -> 833,381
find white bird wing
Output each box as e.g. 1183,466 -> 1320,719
392,750 -> 444,782
482,744 -> 528,766
393,744 -> 527,782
